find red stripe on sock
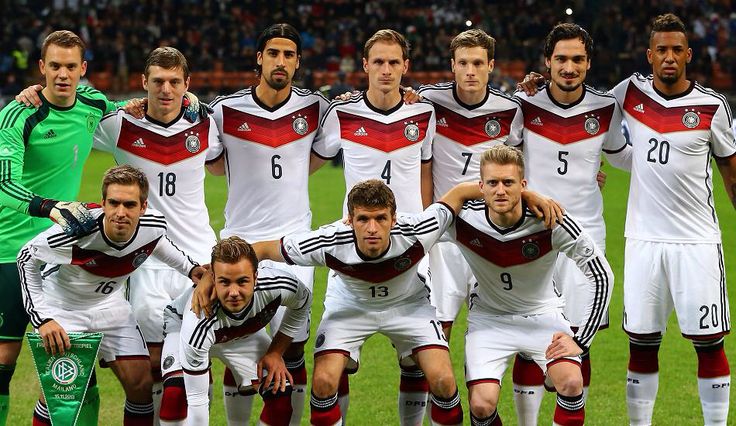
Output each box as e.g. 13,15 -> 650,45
513,354 -> 544,386
223,367 -> 237,386
581,356 -> 591,387
288,364 -> 307,386
696,347 -> 730,378
160,381 -> 187,421
430,395 -> 463,425
628,344 -> 659,373
311,398 -> 341,426
338,372 -> 349,397
261,393 -> 293,426
553,405 -> 584,426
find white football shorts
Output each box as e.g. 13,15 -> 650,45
623,239 -> 730,338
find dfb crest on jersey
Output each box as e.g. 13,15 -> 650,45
521,240 -> 541,259
484,119 -> 501,138
584,116 -> 600,135
86,113 -> 96,133
133,253 -> 148,268
404,121 -> 420,142
184,131 -> 201,153
292,115 -> 309,135
163,355 -> 175,370
394,256 -> 412,271
682,110 -> 700,129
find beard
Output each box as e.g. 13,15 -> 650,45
265,69 -> 291,90
554,75 -> 582,92
656,70 -> 681,85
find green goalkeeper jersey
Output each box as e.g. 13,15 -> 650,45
0,85 -> 118,262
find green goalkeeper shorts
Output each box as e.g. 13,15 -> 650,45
0,263 -> 30,340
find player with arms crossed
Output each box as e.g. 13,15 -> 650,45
0,30 -> 127,425
510,23 -> 632,423
17,165 -> 205,426
608,14 -> 736,425
448,145 -> 613,425
312,29 -> 438,423
162,236 -> 312,426
93,46 -> 222,425
416,29 -> 523,343
207,24 -> 328,425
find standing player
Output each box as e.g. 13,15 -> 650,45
609,14 -> 736,425
510,23 -> 631,423
162,237 -> 312,426
448,145 -> 613,425
93,47 -> 222,425
17,165 -> 205,426
0,30 -> 121,425
417,29 -> 523,343
312,29 -> 436,424
208,23 -> 328,425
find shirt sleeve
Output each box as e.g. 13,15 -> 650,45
312,106 -> 342,159
151,231 -> 199,278
265,267 -> 313,338
602,102 -> 632,171
505,101 -> 524,147
204,116 -> 224,162
710,102 -> 736,159
16,226 -> 71,328
93,111 -> 122,153
280,222 -> 346,267
553,214 -> 614,350
400,203 -> 455,252
0,103 -> 40,214
420,105 -> 435,162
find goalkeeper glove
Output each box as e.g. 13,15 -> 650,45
29,197 -> 96,236
183,92 -> 213,123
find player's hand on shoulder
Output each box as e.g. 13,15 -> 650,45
31,198 -> 96,236
123,98 -> 147,119
334,90 -> 360,101
191,268 -> 216,318
15,84 -> 44,107
516,72 -> 545,96
183,92 -> 212,122
522,191 -> 564,228
39,319 -> 70,356
257,352 -> 293,395
401,86 -> 422,104
545,332 -> 583,360
189,264 -> 208,285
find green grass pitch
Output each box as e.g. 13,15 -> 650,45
7,150 -> 735,424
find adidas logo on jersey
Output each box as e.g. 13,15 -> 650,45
634,103 -> 645,113
132,138 -> 146,148
436,117 -> 448,127
354,127 -> 368,136
43,129 -> 56,139
530,117 -> 543,126
238,122 -> 252,132
470,238 -> 483,247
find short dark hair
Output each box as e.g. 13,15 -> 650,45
650,13 -> 688,41
347,179 -> 397,217
257,23 -> 302,56
363,29 -> 410,61
543,23 -> 593,59
450,29 -> 496,61
144,47 -> 190,79
41,30 -> 85,61
102,165 -> 149,203
211,236 -> 259,275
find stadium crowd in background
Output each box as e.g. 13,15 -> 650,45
1,0 -> 735,98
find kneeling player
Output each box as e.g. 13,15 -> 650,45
18,165 -> 205,426
448,145 -> 613,425
161,237 -> 312,426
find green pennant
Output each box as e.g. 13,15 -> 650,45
26,332 -> 103,426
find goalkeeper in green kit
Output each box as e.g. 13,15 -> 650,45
0,30 -> 121,425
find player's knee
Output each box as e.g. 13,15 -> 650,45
427,370 -> 457,398
311,369 -> 340,398
123,372 -> 154,401
469,393 -> 497,419
553,373 -> 583,396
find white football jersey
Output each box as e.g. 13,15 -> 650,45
165,262 -> 311,374
612,74 -> 736,243
211,87 -> 329,242
515,85 -> 628,242
94,110 -> 222,265
418,82 -> 523,200
18,208 -> 197,328
313,92 -> 436,214
448,200 -> 613,349
281,203 -> 453,308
